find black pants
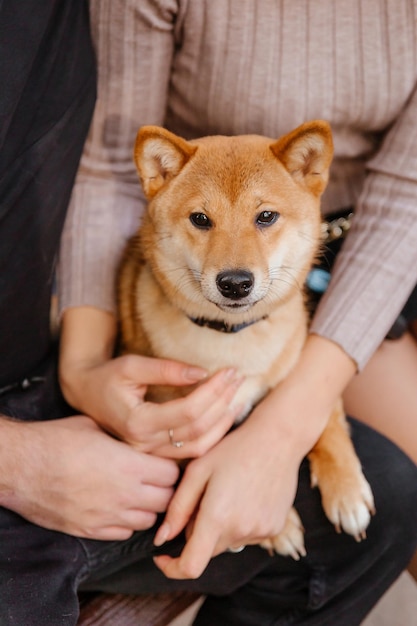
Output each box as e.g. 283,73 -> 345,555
1,3 -> 417,625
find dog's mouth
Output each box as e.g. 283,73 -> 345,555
215,301 -> 255,312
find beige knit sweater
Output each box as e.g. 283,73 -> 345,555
59,0 -> 417,369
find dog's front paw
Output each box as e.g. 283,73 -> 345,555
260,507 -> 306,560
312,467 -> 375,541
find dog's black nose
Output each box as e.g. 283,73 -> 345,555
216,270 -> 254,300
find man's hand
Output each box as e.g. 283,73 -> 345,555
0,415 -> 179,539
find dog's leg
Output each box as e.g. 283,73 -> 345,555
260,507 -> 306,560
308,400 -> 375,541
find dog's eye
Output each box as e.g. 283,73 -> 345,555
189,212 -> 212,229
255,210 -> 279,227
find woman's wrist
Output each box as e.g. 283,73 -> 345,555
59,306 -> 117,410
59,360 -> 95,412
247,333 -> 357,458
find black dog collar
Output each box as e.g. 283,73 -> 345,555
188,315 -> 267,333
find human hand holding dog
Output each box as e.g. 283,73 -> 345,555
0,414 -> 179,539
154,410 -> 302,578
153,335 -> 357,578
60,308 -> 244,458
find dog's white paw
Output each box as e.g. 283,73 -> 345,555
314,469 -> 375,541
260,507 -> 306,560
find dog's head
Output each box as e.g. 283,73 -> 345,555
134,121 -> 333,322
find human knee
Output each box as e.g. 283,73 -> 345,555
351,420 -> 417,540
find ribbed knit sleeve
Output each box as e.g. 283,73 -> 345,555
58,0 -> 178,314
311,84 -> 417,368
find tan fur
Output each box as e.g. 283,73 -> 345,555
118,121 -> 375,557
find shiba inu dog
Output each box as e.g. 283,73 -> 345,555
117,121 -> 375,558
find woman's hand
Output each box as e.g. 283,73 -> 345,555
59,307 -> 244,458
152,334 -> 357,578
153,391 -> 304,579
61,354 -> 244,458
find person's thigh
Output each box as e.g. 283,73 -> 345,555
344,332 -> 417,462
0,507 -> 87,625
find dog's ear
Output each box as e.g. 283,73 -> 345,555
270,121 -> 333,197
134,126 -> 197,199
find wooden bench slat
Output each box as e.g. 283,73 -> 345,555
78,592 -> 200,626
